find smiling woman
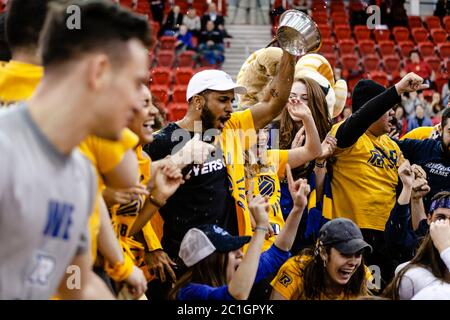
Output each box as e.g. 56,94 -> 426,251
270,218 -> 374,300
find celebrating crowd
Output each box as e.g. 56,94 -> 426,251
0,0 -> 449,301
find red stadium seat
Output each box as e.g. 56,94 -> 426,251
398,41 -> 415,58
341,54 -> 360,72
363,55 -> 380,72
373,29 -> 391,42
424,56 -> 442,73
349,0 -> 364,12
393,26 -> 410,42
192,2 -> 207,16
151,67 -> 172,86
322,53 -> 337,68
444,16 -> 450,33
347,73 -> 363,92
178,50 -> 196,67
330,1 -> 345,14
408,16 -> 423,29
335,25 -> 352,41
319,39 -> 335,54
331,12 -> 348,26
311,12 -> 328,25
159,36 -> 177,50
369,71 -> 389,87
424,16 -> 442,30
317,24 -> 332,38
338,39 -> 356,55
383,55 -> 401,74
311,0 -> 327,13
378,40 -> 396,57
354,26 -> 372,42
174,67 -> 194,85
430,28 -> 448,44
418,41 -> 435,58
358,40 -> 376,56
411,28 -> 430,43
167,103 -> 188,121
438,43 -> 450,59
172,85 -> 188,103
157,50 -> 175,67
391,71 -> 402,85
435,72 -> 449,94
150,85 -> 170,106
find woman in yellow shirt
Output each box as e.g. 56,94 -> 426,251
245,97 -> 322,251
270,218 -> 374,300
103,84 -> 184,285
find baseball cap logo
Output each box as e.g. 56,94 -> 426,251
212,225 -> 228,236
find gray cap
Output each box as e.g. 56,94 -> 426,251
319,218 -> 372,255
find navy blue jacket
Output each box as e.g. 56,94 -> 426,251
394,138 -> 450,210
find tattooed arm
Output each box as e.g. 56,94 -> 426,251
249,50 -> 296,130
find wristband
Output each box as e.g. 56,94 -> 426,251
254,226 -> 269,233
105,253 -> 134,282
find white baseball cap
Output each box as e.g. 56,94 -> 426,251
179,224 -> 250,267
186,69 -> 247,102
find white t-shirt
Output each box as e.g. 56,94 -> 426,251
396,247 -> 450,300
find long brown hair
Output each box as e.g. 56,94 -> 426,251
169,252 -> 229,300
382,233 -> 450,299
300,245 -> 368,300
277,77 -> 332,150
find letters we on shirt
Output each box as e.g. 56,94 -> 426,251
43,201 -> 74,240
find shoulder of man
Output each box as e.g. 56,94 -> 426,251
145,122 -> 183,160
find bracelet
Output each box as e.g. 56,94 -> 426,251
149,194 -> 166,208
105,253 -> 134,282
254,226 -> 269,233
315,161 -> 326,168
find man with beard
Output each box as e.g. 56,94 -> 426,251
395,107 -> 450,214
145,52 -> 295,264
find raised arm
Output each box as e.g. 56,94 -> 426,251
286,101 -> 322,169
410,165 -> 430,231
384,160 -> 417,251
249,50 -> 296,130
129,163 -> 184,236
228,193 -> 269,300
274,164 -> 310,251
313,135 -> 337,204
336,73 -> 428,148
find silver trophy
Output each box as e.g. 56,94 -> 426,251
272,10 -> 322,56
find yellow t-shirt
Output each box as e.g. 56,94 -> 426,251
220,109 -> 258,239
251,149 -> 288,251
328,121 -> 401,231
109,146 -> 162,279
78,128 -> 139,260
0,60 -> 43,107
271,255 -> 373,300
400,126 -> 434,140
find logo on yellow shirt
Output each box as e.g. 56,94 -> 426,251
367,148 -> 398,169
278,272 -> 293,287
